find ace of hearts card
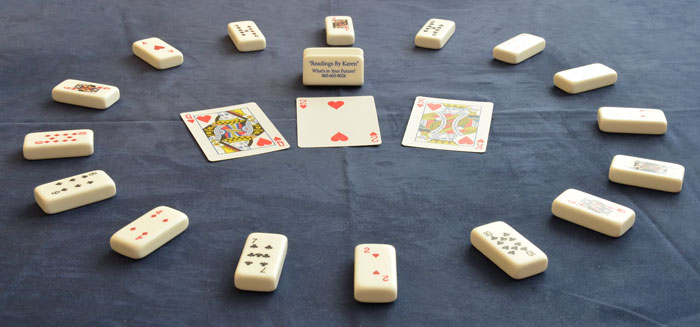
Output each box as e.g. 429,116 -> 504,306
296,96 -> 382,148
180,103 -> 289,161
401,96 -> 493,153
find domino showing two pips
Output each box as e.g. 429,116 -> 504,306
23,129 -> 94,160
598,107 -> 667,135
354,244 -> 398,303
34,170 -> 116,214
110,206 -> 189,259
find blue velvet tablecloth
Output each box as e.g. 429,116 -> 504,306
1,0 -> 699,325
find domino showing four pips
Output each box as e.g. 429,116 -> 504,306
110,206 -> 189,259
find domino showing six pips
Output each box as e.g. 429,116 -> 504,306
23,13 -> 688,300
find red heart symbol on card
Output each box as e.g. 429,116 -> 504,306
373,270 -> 380,275
327,101 -> 344,110
300,103 -> 307,109
458,136 -> 474,145
154,45 -> 165,50
187,119 -> 194,123
257,138 -> 272,146
330,132 -> 349,142
428,103 -> 441,111
197,115 -> 211,123
372,253 -> 379,258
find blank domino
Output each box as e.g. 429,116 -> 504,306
470,221 -> 548,279
609,155 -> 685,192
553,63 -> 617,94
34,170 -> 116,214
228,21 -> 266,52
354,244 -> 397,303
415,18 -> 455,49
552,189 -> 635,237
598,107 -> 667,135
493,33 -> 546,64
302,47 -> 364,85
110,206 -> 189,259
132,37 -> 184,70
234,233 -> 288,292
325,16 -> 355,46
51,79 -> 120,109
23,129 -> 93,160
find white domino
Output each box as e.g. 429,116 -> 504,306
493,33 -> 546,64
553,63 -> 617,94
52,79 -> 120,109
597,107 -> 667,135
415,18 -> 455,49
609,155 -> 685,193
354,244 -> 397,303
325,16 -> 355,46
552,189 -> 635,237
34,170 -> 116,214
234,233 -> 288,292
302,47 -> 364,85
110,206 -> 189,259
132,37 -> 184,70
228,21 -> 266,52
470,221 -> 548,279
23,129 -> 94,160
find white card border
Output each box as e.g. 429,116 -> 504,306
401,96 -> 493,153
180,102 -> 290,161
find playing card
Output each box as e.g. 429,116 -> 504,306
401,96 -> 493,153
296,96 -> 382,148
180,103 -> 290,161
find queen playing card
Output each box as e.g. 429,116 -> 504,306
401,96 -> 493,153
180,103 -> 289,161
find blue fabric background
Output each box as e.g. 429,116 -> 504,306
1,0 -> 699,325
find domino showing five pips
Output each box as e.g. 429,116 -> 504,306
27,13 -> 688,303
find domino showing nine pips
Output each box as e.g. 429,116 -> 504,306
25,13 -> 687,301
